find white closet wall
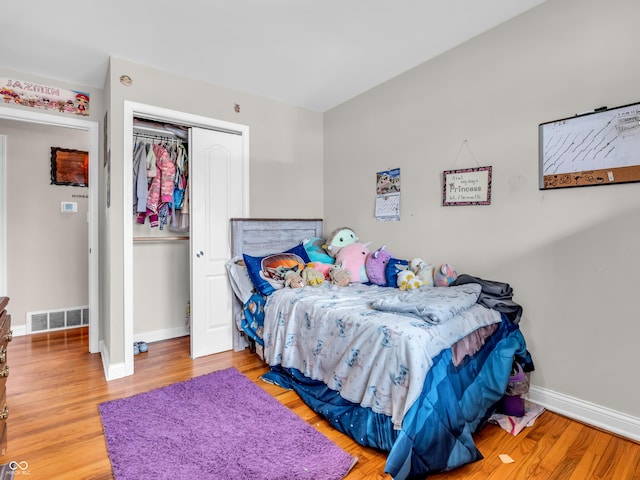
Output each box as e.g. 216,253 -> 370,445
132,119 -> 190,343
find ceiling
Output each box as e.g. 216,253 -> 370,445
0,0 -> 547,112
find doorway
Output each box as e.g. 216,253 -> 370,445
0,106 -> 99,352
123,101 -> 249,377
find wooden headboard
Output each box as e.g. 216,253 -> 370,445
230,218 -> 323,258
229,218 -> 324,352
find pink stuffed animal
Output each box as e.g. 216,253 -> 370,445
309,261 -> 332,279
336,242 -> 371,283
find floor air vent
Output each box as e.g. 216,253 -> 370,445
27,306 -> 89,333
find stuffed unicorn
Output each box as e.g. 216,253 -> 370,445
366,245 -> 393,286
335,242 -> 371,283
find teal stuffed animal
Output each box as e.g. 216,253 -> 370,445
302,237 -> 335,264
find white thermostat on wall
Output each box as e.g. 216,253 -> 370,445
61,201 -> 78,213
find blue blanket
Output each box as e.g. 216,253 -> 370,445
263,317 -> 528,479
262,283 -> 501,428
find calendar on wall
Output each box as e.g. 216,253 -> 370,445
375,168 -> 400,221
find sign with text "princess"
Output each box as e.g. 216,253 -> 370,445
442,166 -> 492,206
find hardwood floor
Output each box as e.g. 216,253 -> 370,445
2,327 -> 639,479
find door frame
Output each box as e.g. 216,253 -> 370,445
123,101 -> 249,376
0,106 -> 100,353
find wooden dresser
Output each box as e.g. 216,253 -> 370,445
0,297 -> 11,455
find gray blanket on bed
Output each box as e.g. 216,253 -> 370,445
370,283 -> 482,324
452,274 -> 523,323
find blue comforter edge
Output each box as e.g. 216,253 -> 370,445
261,316 -> 527,479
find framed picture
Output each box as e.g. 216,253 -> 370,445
539,101 -> 640,189
442,166 -> 492,206
50,147 -> 88,187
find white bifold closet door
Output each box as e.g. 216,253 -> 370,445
189,127 -> 244,359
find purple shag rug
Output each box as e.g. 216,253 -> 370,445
99,367 -> 356,480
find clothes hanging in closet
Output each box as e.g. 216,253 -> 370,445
133,135 -> 189,232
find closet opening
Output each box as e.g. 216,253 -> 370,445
131,117 -> 191,352
121,101 -> 249,379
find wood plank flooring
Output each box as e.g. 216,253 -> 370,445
2,327 -> 639,479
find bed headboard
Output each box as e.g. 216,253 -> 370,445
230,218 -> 324,258
229,218 -> 324,353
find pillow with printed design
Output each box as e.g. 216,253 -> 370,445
243,244 -> 311,296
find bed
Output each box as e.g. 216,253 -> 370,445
228,218 -> 531,479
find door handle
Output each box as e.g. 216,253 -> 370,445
196,251 -> 204,258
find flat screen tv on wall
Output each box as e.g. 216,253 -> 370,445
538,101 -> 640,190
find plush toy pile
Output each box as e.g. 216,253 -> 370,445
272,226 -> 458,290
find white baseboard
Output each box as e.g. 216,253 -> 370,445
10,324 -> 26,336
133,325 -> 189,344
528,385 -> 640,442
99,339 -> 127,381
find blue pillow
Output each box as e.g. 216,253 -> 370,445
243,243 -> 311,296
385,258 -> 408,288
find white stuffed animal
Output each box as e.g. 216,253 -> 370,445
409,258 -> 434,287
397,270 -> 423,291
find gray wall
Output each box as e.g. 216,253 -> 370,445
324,0 -> 640,425
0,120 -> 89,328
104,57 -> 325,365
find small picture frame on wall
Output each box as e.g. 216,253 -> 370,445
50,147 -> 88,187
442,166 -> 492,206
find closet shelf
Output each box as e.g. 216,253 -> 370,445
133,236 -> 189,242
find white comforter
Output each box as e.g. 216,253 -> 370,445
263,283 -> 501,428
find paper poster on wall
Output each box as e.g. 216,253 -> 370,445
375,168 -> 400,221
1,77 -> 90,116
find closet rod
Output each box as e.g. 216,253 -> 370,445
133,236 -> 189,242
133,132 -> 181,143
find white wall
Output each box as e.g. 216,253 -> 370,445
324,0 -> 640,430
0,120 -> 89,328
